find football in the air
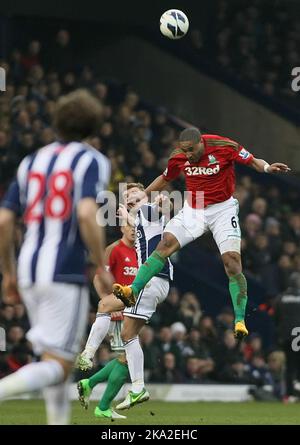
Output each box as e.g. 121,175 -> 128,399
160,9 -> 189,40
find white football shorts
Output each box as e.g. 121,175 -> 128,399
123,276 -> 169,321
164,197 -> 241,255
20,282 -> 89,361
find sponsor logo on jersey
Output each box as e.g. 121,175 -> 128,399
124,257 -> 131,262
238,148 -> 250,160
184,161 -> 190,166
163,168 -> 168,176
208,154 -> 217,165
123,266 -> 138,276
185,164 -> 220,176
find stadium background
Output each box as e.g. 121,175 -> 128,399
0,0 -> 300,411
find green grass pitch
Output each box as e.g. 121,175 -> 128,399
0,400 -> 299,425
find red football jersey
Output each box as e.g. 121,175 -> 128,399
105,239 -> 138,285
163,134 -> 254,208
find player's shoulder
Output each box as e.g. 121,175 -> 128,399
17,142 -> 58,177
105,239 -> 122,257
25,142 -> 58,160
83,143 -> 110,165
203,134 -> 240,151
139,202 -> 161,222
168,147 -> 186,162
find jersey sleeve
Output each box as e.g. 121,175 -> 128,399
81,155 -> 111,200
227,140 -> 254,165
0,155 -> 30,214
162,156 -> 182,182
105,244 -> 117,277
108,249 -> 117,278
0,179 -> 21,214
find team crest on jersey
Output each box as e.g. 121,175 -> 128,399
208,154 -> 217,165
238,148 -> 250,159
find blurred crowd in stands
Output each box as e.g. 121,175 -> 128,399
190,0 -> 300,107
0,28 -> 300,401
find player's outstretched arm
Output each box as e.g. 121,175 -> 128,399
249,157 -> 291,174
0,208 -> 19,303
145,175 -> 169,196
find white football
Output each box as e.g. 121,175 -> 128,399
160,9 -> 189,40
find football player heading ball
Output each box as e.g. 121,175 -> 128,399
113,127 -> 290,339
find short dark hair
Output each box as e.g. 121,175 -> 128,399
53,89 -> 103,142
179,127 -> 201,144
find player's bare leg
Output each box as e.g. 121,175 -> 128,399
42,352 -> 73,425
113,232 -> 180,306
77,294 -> 124,371
116,316 -> 149,410
222,251 -> 249,339
0,351 -> 72,425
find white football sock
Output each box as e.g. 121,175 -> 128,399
0,360 -> 64,400
43,380 -> 71,425
83,313 -> 111,359
124,336 -> 144,393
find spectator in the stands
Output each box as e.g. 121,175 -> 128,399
0,305 -> 15,329
155,326 -> 181,366
48,29 -> 73,73
139,326 -> 160,382
215,307 -> 235,338
285,214 -> 300,243
21,40 -> 41,72
266,350 -> 286,400
159,287 -> 181,326
184,356 -> 214,384
199,315 -> 219,353
244,333 -> 263,362
214,330 -> 244,376
276,254 -> 294,292
243,213 -> 262,241
13,304 -> 30,332
5,343 -> 33,374
152,352 -> 183,383
178,292 -> 202,330
170,322 -> 194,361
265,217 -> 282,262
6,325 -> 26,352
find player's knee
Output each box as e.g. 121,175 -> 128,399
99,299 -> 110,314
222,251 -> 241,276
121,328 -> 136,344
121,329 -> 130,343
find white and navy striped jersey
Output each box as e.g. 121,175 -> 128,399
1,141 -> 110,286
135,203 -> 173,280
